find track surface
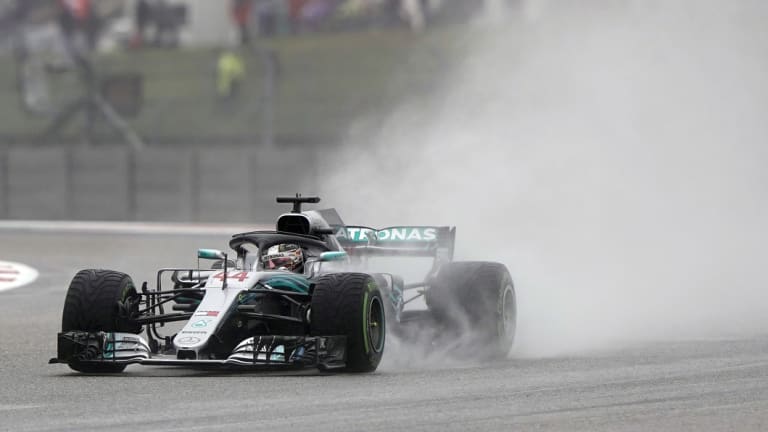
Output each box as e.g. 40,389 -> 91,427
1,231 -> 767,431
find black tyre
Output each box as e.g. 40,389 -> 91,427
426,262 -> 516,358
311,273 -> 385,373
61,269 -> 141,373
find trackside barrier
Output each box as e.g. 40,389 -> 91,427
0,147 -> 318,222
0,150 -> 7,218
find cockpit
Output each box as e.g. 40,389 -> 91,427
233,233 -> 345,277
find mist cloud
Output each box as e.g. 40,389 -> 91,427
319,1 -> 768,357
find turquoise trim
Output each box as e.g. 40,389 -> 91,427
362,291 -> 370,354
104,333 -> 115,359
262,274 -> 311,293
198,248 -> 225,260
319,251 -> 348,262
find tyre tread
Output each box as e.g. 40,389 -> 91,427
61,269 -> 139,373
311,273 -> 383,372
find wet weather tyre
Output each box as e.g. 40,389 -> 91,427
427,262 -> 516,359
61,269 -> 141,373
311,273 -> 385,373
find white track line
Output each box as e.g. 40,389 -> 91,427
0,404 -> 42,411
0,221 -> 272,236
0,260 -> 39,293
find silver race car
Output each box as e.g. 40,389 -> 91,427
51,195 -> 516,373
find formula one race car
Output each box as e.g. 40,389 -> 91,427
50,195 -> 516,373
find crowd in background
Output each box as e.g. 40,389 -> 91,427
1,0 -> 501,118
3,0 -> 130,54
0,0 -> 495,55
132,0 -> 489,47
0,0 -> 492,113
228,0 -> 488,41
131,0 -> 186,48
0,0 -> 520,147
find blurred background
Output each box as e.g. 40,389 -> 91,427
0,0 -> 512,222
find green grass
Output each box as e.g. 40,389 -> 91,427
0,28 -> 464,145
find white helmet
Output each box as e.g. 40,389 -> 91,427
261,244 -> 304,272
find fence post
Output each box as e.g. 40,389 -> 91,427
0,149 -> 7,219
190,148 -> 200,222
256,47 -> 278,148
127,148 -> 137,221
249,150 -> 258,221
65,149 -> 74,219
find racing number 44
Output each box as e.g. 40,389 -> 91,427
212,271 -> 250,282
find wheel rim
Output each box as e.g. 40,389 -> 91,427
501,284 -> 516,338
367,296 -> 385,353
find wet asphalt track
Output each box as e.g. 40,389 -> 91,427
1,230 -> 768,431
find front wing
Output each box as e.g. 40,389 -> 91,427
50,331 -> 347,370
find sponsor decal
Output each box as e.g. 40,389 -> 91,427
177,336 -> 200,344
336,227 -> 438,243
114,342 -> 134,352
181,331 -> 206,335
191,319 -> 212,328
194,310 -> 219,317
0,260 -> 38,292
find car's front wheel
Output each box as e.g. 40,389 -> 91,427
61,269 -> 141,373
310,273 -> 385,373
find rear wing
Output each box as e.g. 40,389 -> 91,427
332,225 -> 455,261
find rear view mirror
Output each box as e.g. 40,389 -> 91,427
198,249 -> 226,260
319,251 -> 348,262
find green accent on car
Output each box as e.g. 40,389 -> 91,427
362,290 -> 370,354
262,274 -> 311,293
121,283 -> 135,302
104,333 -> 115,359
198,249 -> 225,260
319,251 -> 348,262
176,296 -> 201,304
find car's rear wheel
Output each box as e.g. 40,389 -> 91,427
61,269 -> 141,373
427,262 -> 516,359
311,273 -> 385,373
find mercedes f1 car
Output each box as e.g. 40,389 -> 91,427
50,195 -> 516,373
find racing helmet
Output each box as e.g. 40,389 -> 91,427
261,243 -> 304,272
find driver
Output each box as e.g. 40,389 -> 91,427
261,243 -> 304,273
